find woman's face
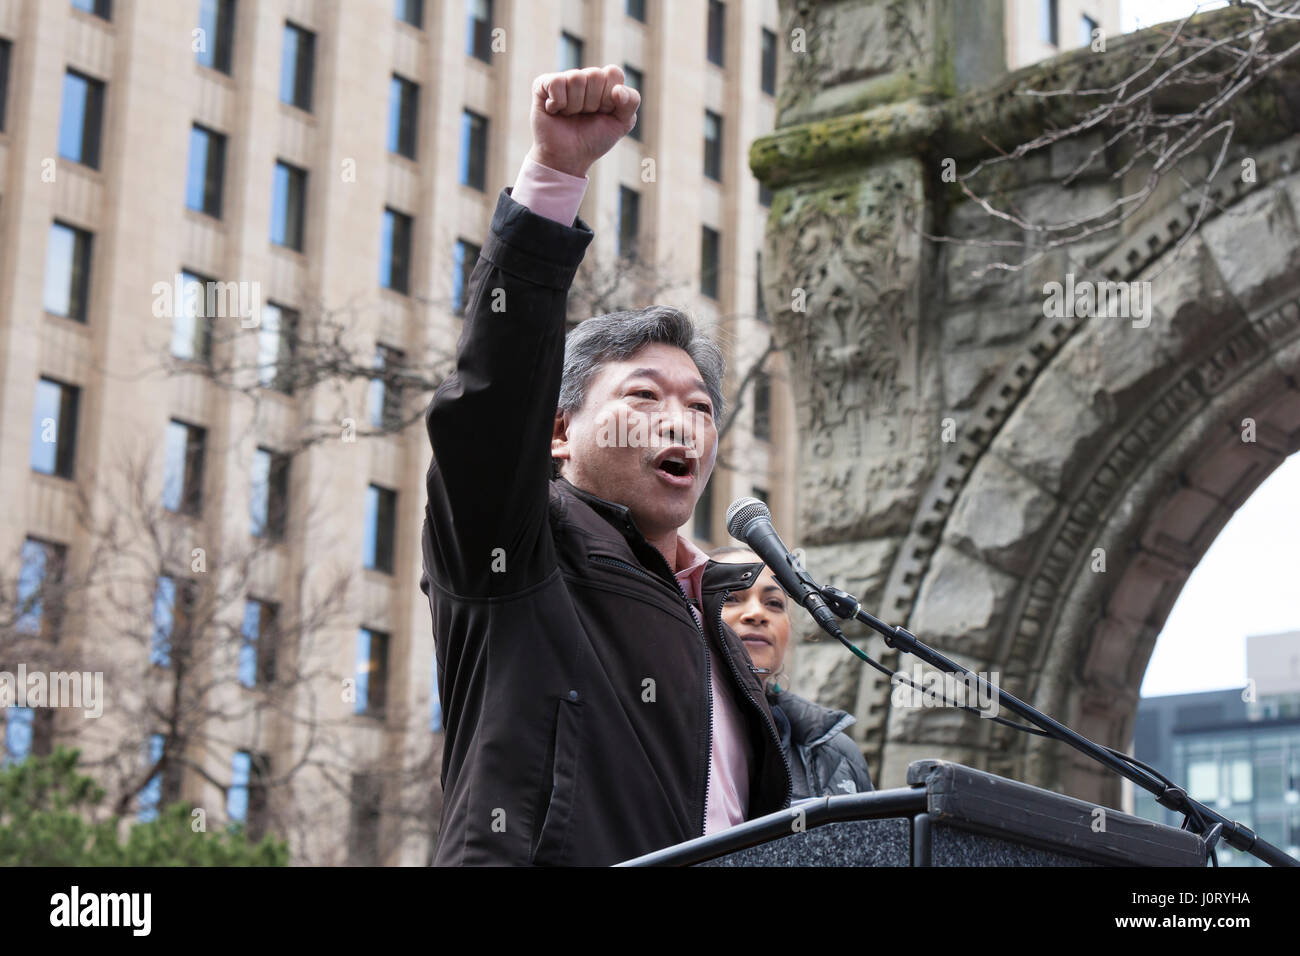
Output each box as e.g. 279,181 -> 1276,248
716,552 -> 790,678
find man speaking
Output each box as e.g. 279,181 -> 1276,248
420,65 -> 791,866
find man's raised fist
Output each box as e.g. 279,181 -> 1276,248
528,65 -> 641,179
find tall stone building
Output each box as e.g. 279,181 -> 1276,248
0,0 -> 1121,864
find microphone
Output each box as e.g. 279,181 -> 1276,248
725,497 -> 842,637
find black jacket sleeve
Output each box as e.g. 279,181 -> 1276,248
421,187 -> 594,599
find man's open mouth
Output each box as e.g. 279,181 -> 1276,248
652,447 -> 697,480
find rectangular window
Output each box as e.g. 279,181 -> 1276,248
30,377 -> 79,479
756,251 -> 768,322
618,186 -> 640,260
707,0 -> 725,66
627,0 -> 646,23
196,0 -> 236,74
257,302 -> 297,394
758,180 -> 772,207
452,239 -> 480,316
1040,0 -> 1059,46
185,124 -> 226,217
397,0 -> 424,29
753,486 -> 769,506
137,734 -> 182,820
559,31 -> 584,71
761,27 -> 777,95
430,656 -> 443,732
59,69 -> 105,169
151,576 -> 197,669
239,598 -> 279,688
693,478 -> 712,540
700,225 -> 720,299
388,74 -> 419,159
363,484 -> 397,573
0,38 -> 12,132
227,750 -> 270,841
704,110 -> 722,181
623,64 -> 643,141
43,221 -> 93,322
753,369 -> 771,440
369,344 -> 406,429
460,109 -> 487,191
171,270 -> 215,363
2,708 -> 35,767
270,160 -> 307,251
71,0 -> 111,19
250,447 -> 289,540
279,22 -> 314,111
16,538 -> 66,638
380,207 -> 413,294
355,628 -> 390,718
163,419 -> 206,515
1080,13 -> 1099,47
348,774 -> 382,864
466,0 -> 491,61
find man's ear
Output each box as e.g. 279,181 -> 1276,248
551,410 -> 571,468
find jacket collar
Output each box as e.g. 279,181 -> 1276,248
767,688 -> 856,749
553,477 -> 766,592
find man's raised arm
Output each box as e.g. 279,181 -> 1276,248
421,66 -> 640,599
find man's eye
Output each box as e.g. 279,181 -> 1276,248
632,390 -> 655,399
692,403 -> 712,414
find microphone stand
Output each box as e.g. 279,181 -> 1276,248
810,583 -> 1298,868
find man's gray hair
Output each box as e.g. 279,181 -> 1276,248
558,306 -> 726,422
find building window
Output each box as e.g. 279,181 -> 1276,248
151,575 -> 197,669
355,628 -> 390,718
196,0 -> 236,74
627,0 -> 646,22
460,109 -> 487,191
17,538 -> 66,638
71,0 -> 111,19
452,239 -> 480,316
756,251 -> 768,322
369,344 -> 406,429
466,0 -> 491,60
758,180 -> 772,207
2,709 -> 34,767
761,27 -> 777,95
363,485 -> 397,573
1040,0 -> 1059,46
388,74 -> 419,159
250,447 -> 289,540
239,598 -> 279,689
58,69 -> 105,169
380,207 -> 413,295
397,0 -> 423,29
30,377 -> 79,479
707,0 -> 725,66
753,486 -> 769,506
623,64 -> 643,141
270,160 -> 307,251
186,124 -> 226,217
43,221 -> 93,322
700,225 -> 720,299
618,186 -> 640,260
753,369 -> 771,440
257,302 -> 297,394
1080,13 -> 1099,47
348,774 -> 382,865
171,270 -> 215,363
704,110 -> 722,181
227,750 -> 270,841
0,38 -> 12,132
138,733 -> 181,821
163,419 -> 206,515
279,22 -> 314,111
559,31 -> 584,71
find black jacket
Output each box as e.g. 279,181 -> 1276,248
420,186 -> 792,866
768,688 -> 874,799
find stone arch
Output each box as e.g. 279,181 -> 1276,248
877,144 -> 1300,802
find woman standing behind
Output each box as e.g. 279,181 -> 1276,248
709,546 -> 874,799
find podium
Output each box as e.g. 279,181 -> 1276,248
617,759 -> 1207,866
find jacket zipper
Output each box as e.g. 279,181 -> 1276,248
589,554 -> 792,831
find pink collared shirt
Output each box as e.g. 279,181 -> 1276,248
511,157 -> 752,834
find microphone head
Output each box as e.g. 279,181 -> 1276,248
726,496 -> 771,541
